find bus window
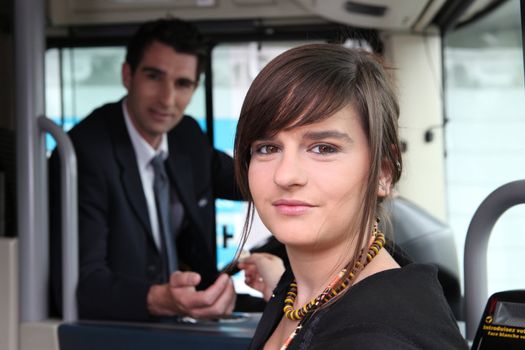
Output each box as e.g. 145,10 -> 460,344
45,47 -> 126,130
444,0 -> 525,295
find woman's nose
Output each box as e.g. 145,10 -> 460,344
273,151 -> 307,189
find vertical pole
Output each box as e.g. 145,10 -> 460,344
38,117 -> 78,322
520,0 -> 525,86
15,0 -> 47,321
204,43 -> 217,265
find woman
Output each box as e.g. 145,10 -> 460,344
234,44 -> 467,349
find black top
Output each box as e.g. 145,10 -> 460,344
249,263 -> 468,350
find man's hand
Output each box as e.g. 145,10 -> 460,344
147,272 -> 236,319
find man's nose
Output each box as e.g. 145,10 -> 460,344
158,82 -> 176,107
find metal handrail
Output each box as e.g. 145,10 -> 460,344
16,0 -> 46,322
464,179 -> 525,340
38,116 -> 78,322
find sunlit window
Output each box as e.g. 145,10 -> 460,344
444,0 -> 525,295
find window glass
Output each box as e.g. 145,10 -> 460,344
444,0 -> 525,295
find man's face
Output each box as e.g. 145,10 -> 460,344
122,40 -> 199,148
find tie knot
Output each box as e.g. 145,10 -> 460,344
151,154 -> 165,169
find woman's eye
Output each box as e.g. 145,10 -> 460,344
310,144 -> 338,154
255,144 -> 279,154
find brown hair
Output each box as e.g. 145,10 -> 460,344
125,18 -> 206,80
233,43 -> 402,272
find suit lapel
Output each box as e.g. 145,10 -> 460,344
109,107 -> 153,237
164,148 -> 205,235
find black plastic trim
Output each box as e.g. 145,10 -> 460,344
432,0 -> 477,32
455,0 -> 509,29
345,1 -> 387,17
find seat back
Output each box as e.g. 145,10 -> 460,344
387,197 -> 462,319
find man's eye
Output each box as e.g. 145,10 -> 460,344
255,145 -> 279,154
146,73 -> 161,81
310,144 -> 338,154
175,79 -> 196,89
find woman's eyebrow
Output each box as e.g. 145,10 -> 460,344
303,130 -> 353,142
252,136 -> 275,143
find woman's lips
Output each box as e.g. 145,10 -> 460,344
272,199 -> 315,216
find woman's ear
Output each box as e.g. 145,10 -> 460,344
377,161 -> 393,198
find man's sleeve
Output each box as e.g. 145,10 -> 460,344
211,148 -> 242,200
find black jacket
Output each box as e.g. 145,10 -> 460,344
50,101 -> 240,321
249,263 -> 468,350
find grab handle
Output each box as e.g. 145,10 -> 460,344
464,180 -> 525,340
38,116 -> 78,322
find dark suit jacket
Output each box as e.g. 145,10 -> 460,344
50,101 -> 240,321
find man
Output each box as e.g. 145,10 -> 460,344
50,18 -> 240,321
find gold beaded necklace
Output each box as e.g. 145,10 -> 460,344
280,228 -> 386,350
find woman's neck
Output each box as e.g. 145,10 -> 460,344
285,234 -> 400,307
286,241 -> 357,306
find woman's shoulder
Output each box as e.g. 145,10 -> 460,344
347,263 -> 446,315
360,262 -> 439,289
306,263 -> 468,350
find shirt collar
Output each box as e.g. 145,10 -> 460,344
122,99 -> 169,171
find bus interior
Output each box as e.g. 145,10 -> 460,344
0,0 -> 524,349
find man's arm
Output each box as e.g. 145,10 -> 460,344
170,116 -> 241,201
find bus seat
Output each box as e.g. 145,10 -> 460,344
387,197 -> 463,320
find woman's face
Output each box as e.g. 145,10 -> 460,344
248,104 -> 382,252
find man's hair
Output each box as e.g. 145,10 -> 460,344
125,18 -> 206,79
